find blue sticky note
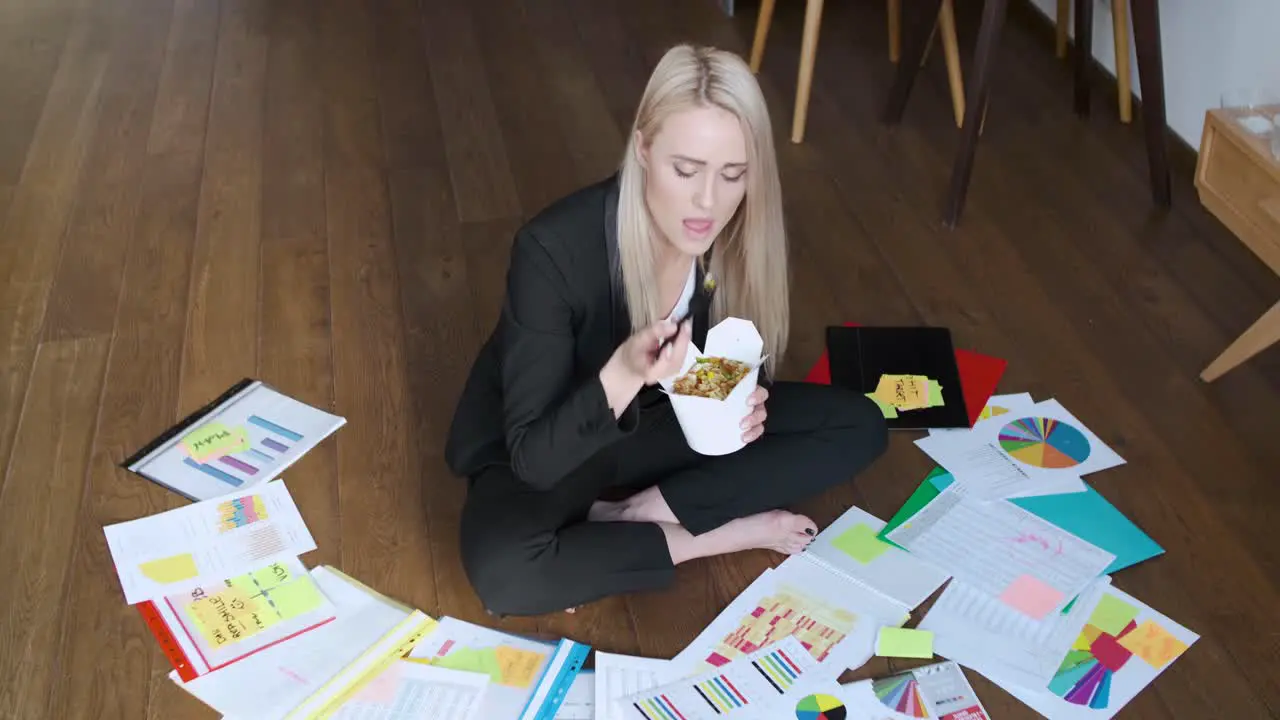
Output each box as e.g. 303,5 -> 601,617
923,470 -> 1163,574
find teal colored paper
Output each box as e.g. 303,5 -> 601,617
924,470 -> 1163,574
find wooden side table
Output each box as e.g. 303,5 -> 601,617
1194,107 -> 1280,381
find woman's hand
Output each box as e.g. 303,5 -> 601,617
612,318 -> 692,385
741,385 -> 768,443
599,319 -> 691,418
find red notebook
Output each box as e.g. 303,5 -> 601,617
804,323 -> 1007,427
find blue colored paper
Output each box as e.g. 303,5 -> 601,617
928,472 -> 1163,574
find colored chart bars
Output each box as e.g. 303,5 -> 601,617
182,415 -> 304,488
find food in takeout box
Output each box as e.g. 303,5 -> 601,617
659,317 -> 766,456
672,356 -> 753,400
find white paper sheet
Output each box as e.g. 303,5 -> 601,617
623,636 -> 818,719
152,555 -> 337,676
916,398 -> 1123,500
884,484 -> 1115,619
919,577 -> 1111,688
673,559 -> 906,681
104,480 -> 317,603
329,661 -> 487,720
408,617 -> 558,720
592,653 -> 673,720
971,586 -> 1199,719
172,566 -> 416,719
129,381 -> 347,501
803,504 -> 951,611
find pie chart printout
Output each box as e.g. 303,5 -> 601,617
795,693 -> 847,720
998,417 -> 1092,469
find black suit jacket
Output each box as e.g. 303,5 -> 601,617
445,174 -> 713,490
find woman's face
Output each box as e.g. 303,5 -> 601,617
638,105 -> 749,259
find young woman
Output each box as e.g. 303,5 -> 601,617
445,44 -> 888,617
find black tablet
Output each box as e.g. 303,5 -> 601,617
825,325 -> 970,429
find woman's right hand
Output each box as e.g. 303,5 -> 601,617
614,318 -> 692,385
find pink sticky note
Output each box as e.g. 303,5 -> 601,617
999,574 -> 1065,619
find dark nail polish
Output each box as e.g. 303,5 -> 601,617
805,527 -> 816,536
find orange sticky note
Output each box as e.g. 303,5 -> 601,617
1118,620 -> 1189,669
494,645 -> 545,688
999,574 -> 1065,619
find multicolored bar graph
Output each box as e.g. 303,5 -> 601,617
183,458 -> 243,487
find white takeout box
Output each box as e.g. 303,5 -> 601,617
659,317 -> 766,456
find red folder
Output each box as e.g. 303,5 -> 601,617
804,323 -> 1007,426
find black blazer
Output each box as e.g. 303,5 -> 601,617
444,174 -> 713,490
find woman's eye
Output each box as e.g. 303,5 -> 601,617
674,165 -> 696,178
723,171 -> 746,183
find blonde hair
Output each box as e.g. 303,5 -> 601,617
616,44 -> 790,376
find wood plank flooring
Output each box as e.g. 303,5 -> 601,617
0,0 -> 1276,717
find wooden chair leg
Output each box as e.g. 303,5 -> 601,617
1056,0 -> 1070,58
1130,0 -> 1170,206
944,0 -> 1008,228
939,0 -> 965,128
1112,0 -> 1132,123
749,0 -> 777,73
1073,0 -> 1093,116
791,0 -> 825,143
888,0 -> 901,62
1201,300 -> 1280,382
883,0 -> 943,124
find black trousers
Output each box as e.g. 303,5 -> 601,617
458,381 -> 889,616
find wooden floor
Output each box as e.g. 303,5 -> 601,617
0,0 -> 1277,716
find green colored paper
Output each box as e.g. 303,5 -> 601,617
876,466 -> 947,550
831,523 -> 892,564
433,647 -> 503,683
1088,594 -> 1140,635
875,627 -> 934,659
865,393 -> 899,419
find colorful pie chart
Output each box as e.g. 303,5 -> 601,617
795,693 -> 847,720
998,417 -> 1092,469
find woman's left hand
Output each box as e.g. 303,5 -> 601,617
741,386 -> 768,443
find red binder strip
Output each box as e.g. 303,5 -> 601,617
805,322 -> 1008,426
138,601 -> 199,682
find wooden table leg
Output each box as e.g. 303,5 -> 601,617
1073,0 -> 1093,116
1130,0 -> 1172,206
1201,300 -> 1280,382
883,0 -> 943,124
943,0 -> 1008,228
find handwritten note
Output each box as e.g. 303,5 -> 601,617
182,560 -> 326,647
182,422 -> 249,462
1118,620 -> 1189,669
871,374 -> 944,415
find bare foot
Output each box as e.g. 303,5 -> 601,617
587,500 -> 625,523
662,510 -> 817,564
588,486 -> 679,525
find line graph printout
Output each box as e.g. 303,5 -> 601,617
884,484 -> 1114,619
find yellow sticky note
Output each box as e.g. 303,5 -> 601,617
1088,594 -> 1140,636
228,560 -> 295,594
262,575 -> 326,616
139,553 -> 199,583
831,523 -> 892,564
1118,620 -> 1189,669
434,647 -> 503,682
181,422 -> 247,461
186,585 -> 274,647
875,627 -> 934,659
1072,624 -> 1103,651
495,645 -> 545,688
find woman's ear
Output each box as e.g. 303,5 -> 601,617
634,130 -> 649,168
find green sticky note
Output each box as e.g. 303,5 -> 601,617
865,393 -> 898,418
1088,594 -> 1140,636
876,627 -> 934,659
831,523 -> 891,564
434,647 -> 503,683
